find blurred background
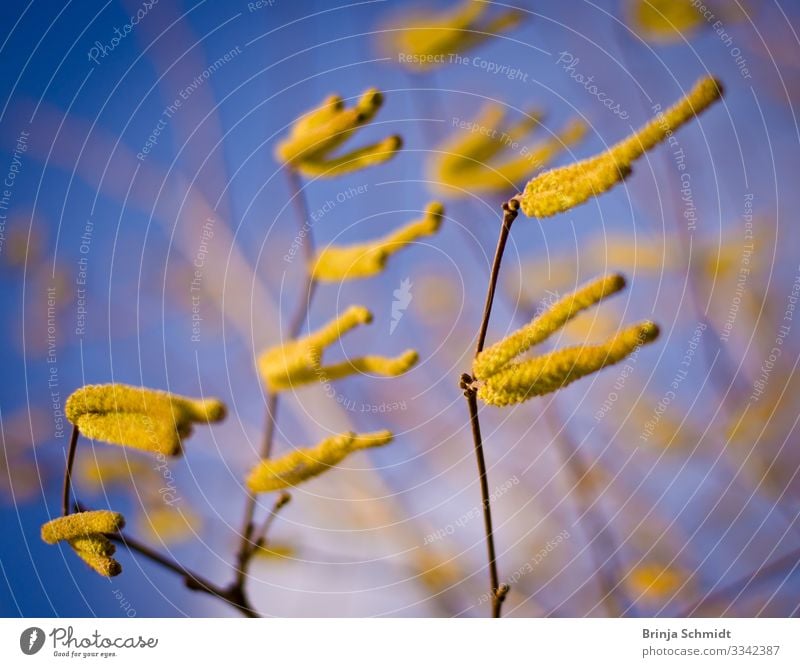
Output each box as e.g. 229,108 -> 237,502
1,0 -> 800,617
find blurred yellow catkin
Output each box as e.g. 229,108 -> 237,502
627,0 -> 704,43
259,305 -> 418,391
137,506 -> 200,545
66,384 -> 226,457
519,76 -> 723,218
276,88 -> 401,177
41,510 -> 125,577
625,563 -> 687,601
311,202 -> 444,281
430,104 -> 587,195
247,430 -> 393,492
382,0 -> 523,71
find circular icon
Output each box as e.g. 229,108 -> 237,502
20,627 -> 45,655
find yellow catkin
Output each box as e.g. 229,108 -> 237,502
430,103 -> 587,195
259,305 -> 418,391
42,512 -> 125,577
625,563 -> 685,600
477,321 -> 659,406
384,1 -> 523,71
68,535 -> 116,557
587,234 -> 674,273
628,0 -> 704,43
71,549 -> 122,577
65,384 -> 226,457
41,510 -> 125,543
275,88 -> 401,177
474,273 -> 627,380
311,202 -> 444,281
137,506 -> 200,545
519,76 -> 723,218
246,430 -> 393,492
77,455 -> 152,489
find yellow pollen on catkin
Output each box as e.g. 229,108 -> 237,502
477,321 -> 659,406
430,103 -> 587,196
474,273 -> 627,380
519,76 -> 723,218
65,384 -> 227,457
258,305 -> 419,391
246,430 -> 393,493
41,510 -> 125,543
41,511 -> 125,577
275,88 -> 401,177
311,202 -> 444,281
383,1 -> 523,71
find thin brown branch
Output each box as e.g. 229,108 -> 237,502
61,424 -> 79,517
461,374 -> 509,618
475,199 -> 519,356
461,197 -> 520,618
108,530 -> 259,617
231,166 -> 314,598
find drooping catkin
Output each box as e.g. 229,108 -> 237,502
474,273 -> 627,380
429,103 -> 587,195
258,305 -> 418,391
41,510 -> 125,543
311,202 -> 444,281
246,430 -> 393,492
519,76 -> 723,218
276,88 -> 401,177
65,384 -> 226,457
382,1 -> 523,71
41,510 -> 125,577
477,321 -> 659,406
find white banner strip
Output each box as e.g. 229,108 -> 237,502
1,618 -> 798,666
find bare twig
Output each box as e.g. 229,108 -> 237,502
61,424 -> 79,517
231,166 -> 314,597
461,197 -> 520,618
